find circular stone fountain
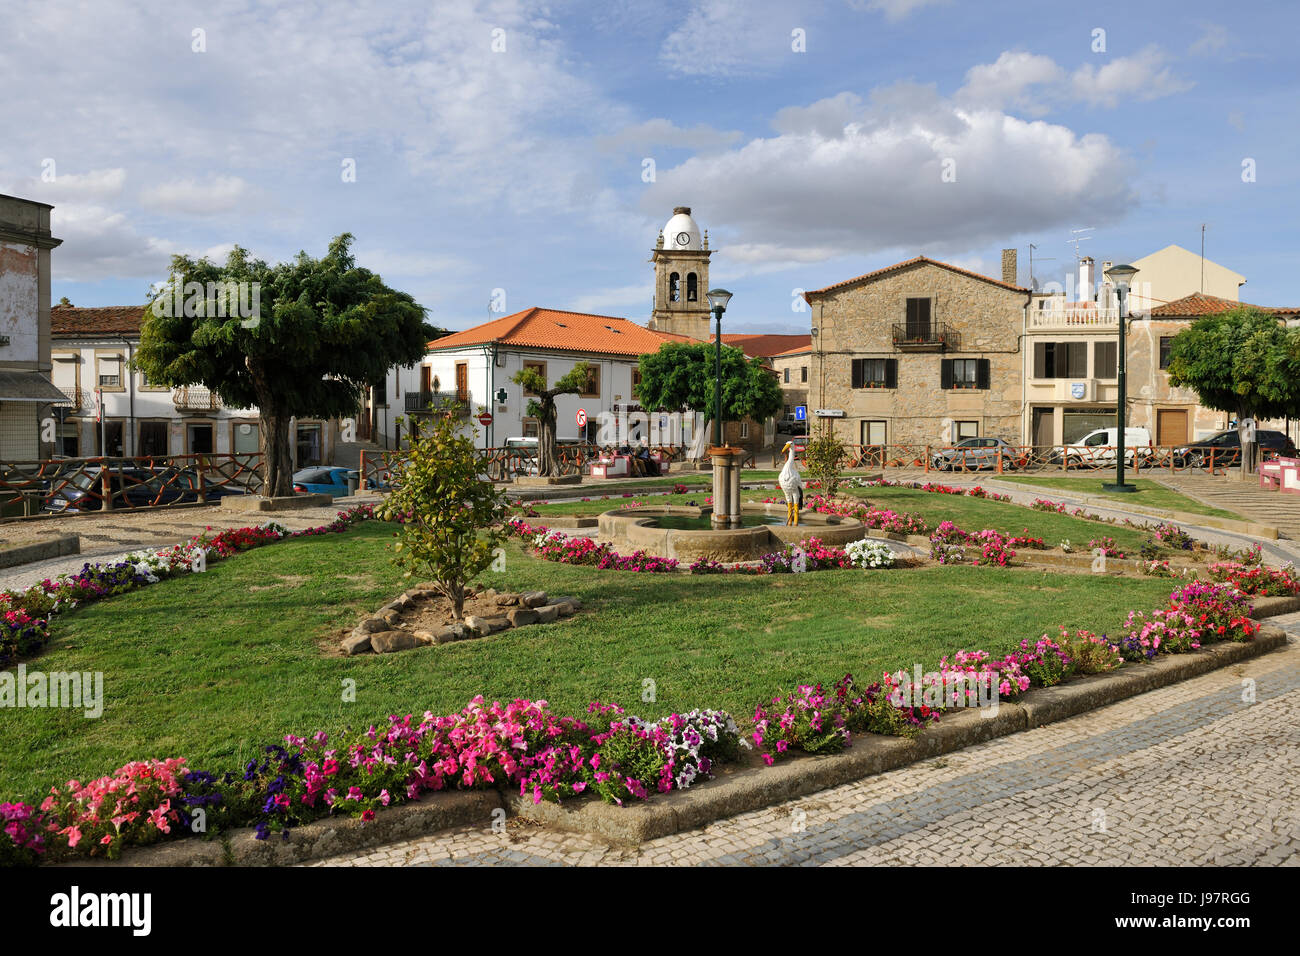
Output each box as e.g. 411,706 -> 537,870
598,503 -> 866,563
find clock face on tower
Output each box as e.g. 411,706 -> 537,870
675,231 -> 691,246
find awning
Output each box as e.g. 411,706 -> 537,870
0,370 -> 71,403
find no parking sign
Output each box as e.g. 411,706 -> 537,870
576,408 -> 588,428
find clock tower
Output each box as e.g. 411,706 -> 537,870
649,206 -> 711,341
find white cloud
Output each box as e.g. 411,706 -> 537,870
955,51 -> 1065,114
659,0 -> 809,77
849,0 -> 948,22
1070,46 -> 1193,108
1189,23 -> 1229,56
351,247 -> 473,278
47,204 -> 178,283
139,176 -> 251,215
596,119 -> 743,154
644,91 -> 1136,268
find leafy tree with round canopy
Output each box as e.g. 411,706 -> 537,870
510,362 -> 592,477
136,235 -> 435,496
634,341 -> 784,444
1166,306 -> 1300,472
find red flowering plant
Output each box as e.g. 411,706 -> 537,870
972,529 -> 1016,567
750,683 -> 849,765
0,802 -> 45,866
1009,635 -> 1075,686
38,758 -> 190,860
1055,627 -> 1124,674
1089,537 -> 1127,559
1207,562 -> 1299,596
1168,580 -> 1258,642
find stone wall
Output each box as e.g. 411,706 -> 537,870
808,261 -> 1027,447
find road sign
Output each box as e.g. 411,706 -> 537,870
576,408 -> 588,427
814,408 -> 845,418
477,412 -> 493,426
794,405 -> 807,421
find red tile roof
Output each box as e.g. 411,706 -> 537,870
769,342 -> 812,357
51,303 -> 147,337
804,256 -> 1029,301
720,333 -> 812,358
1150,292 -> 1300,317
427,307 -> 697,356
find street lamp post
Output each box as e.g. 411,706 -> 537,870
1102,263 -> 1139,493
706,288 -> 732,447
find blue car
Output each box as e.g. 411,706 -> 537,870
292,466 -> 358,497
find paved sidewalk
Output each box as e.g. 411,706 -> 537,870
0,496 -> 381,592
310,620 -> 1300,868
1154,473 -> 1300,542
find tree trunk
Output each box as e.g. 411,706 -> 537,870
259,406 -> 295,497
537,398 -> 559,477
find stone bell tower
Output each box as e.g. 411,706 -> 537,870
649,206 -> 711,341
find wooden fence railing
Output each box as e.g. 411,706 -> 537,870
0,454 -> 263,516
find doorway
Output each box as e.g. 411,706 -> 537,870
1156,409 -> 1188,447
1031,407 -> 1054,448
187,422 -> 214,455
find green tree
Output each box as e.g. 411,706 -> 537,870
511,362 -> 591,477
377,408 -> 508,619
136,235 -> 435,496
803,430 -> 847,496
634,342 -> 783,441
1166,307 -> 1300,472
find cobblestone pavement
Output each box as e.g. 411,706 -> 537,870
310,617 -> 1300,868
0,496 -> 381,592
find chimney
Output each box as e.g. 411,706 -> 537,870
1078,256 -> 1094,302
1001,248 -> 1017,285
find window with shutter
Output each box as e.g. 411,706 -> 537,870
1067,342 -> 1088,378
905,298 -> 931,339
884,359 -> 897,389
1093,341 -> 1117,378
1033,343 -> 1048,379
851,359 -> 864,389
940,360 -> 953,389
976,358 -> 990,390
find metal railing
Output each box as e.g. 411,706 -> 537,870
0,453 -> 264,517
173,386 -> 222,411
838,444 -> 1279,475
359,443 -> 694,489
404,391 -> 469,415
891,323 -> 959,350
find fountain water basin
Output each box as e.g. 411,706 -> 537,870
597,503 -> 866,563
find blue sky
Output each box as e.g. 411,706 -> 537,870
3,0 -> 1297,333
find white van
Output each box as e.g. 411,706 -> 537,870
1062,427 -> 1153,466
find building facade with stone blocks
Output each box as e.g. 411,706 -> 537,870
804,256 -> 1030,450
1129,293 -> 1300,446
768,345 -> 811,419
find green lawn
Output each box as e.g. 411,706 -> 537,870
532,485 -> 1162,551
0,520 -> 1177,800
994,476 -> 1244,521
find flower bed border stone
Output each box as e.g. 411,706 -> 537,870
82,606 -> 1292,865
0,534 -> 79,569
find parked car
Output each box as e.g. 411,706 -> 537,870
43,465 -> 247,513
776,417 -> 808,437
1061,427 -> 1153,467
931,437 -> 1024,471
292,466 -> 359,497
1173,429 -> 1296,468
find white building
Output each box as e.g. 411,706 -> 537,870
377,307 -> 696,450
50,304 -> 344,465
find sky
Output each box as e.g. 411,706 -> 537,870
3,0 -> 1298,334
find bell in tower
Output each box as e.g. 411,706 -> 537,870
649,206 -> 712,340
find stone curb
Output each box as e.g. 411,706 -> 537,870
980,477 -> 1279,540
56,612 -> 1294,865
0,534 -> 79,569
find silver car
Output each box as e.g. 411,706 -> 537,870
931,437 -> 1021,471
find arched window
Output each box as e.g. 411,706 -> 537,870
686,273 -> 698,302
669,272 -> 680,302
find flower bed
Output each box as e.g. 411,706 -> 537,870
1207,561 -> 1300,596
0,575 -> 1268,864
0,505 -> 377,667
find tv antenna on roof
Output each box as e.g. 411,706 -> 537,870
1067,227 -> 1094,259
1028,243 -> 1056,291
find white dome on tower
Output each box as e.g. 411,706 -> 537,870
662,206 -> 702,250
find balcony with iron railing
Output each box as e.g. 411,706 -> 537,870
404,390 -> 470,416
56,386 -> 89,410
891,323 -> 959,351
173,386 -> 222,411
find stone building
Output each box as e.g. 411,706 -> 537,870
0,194 -> 65,459
804,255 -> 1029,450
1130,293 -> 1300,445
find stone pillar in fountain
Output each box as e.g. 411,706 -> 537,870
709,445 -> 746,529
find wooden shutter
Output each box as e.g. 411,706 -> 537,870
976,358 -> 990,390
851,358 -> 864,389
1067,342 -> 1087,378
940,359 -> 953,389
885,359 -> 898,389
1033,343 -> 1047,379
